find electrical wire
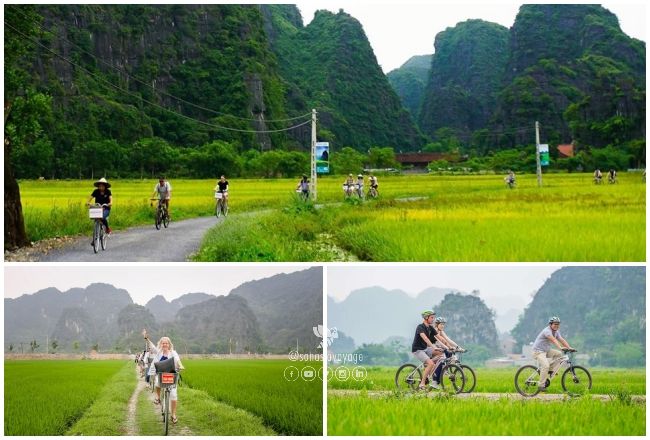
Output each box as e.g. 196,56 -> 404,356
5,20 -> 313,134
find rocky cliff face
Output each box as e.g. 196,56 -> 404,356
266,8 -> 426,150
418,19 -> 509,141
33,5 -> 287,148
387,54 -> 432,118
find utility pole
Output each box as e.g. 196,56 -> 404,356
46,334 -> 49,354
310,108 -> 318,201
535,121 -> 542,187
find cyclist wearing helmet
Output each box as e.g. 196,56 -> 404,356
356,174 -> 364,190
531,317 -> 574,391
433,317 -> 463,353
411,310 -> 445,390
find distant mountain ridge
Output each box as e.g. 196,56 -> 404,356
5,268 -> 322,354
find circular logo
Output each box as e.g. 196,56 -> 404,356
335,366 -> 350,381
301,366 -> 317,382
283,366 -> 300,381
318,367 -> 325,381
352,366 -> 368,381
288,350 -> 299,361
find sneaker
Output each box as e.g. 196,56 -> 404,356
538,385 -> 547,392
430,380 -> 441,390
106,227 -> 112,234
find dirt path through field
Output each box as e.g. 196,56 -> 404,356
125,367 -> 146,436
328,389 -> 646,402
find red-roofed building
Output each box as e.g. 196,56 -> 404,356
557,144 -> 574,158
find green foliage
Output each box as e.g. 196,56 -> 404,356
367,147 -> 398,168
511,267 -> 645,366
353,343 -> 409,366
331,146 -> 367,175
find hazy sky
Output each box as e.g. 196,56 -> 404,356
4,265 -> 311,305
294,2 -> 647,73
328,265 -> 562,312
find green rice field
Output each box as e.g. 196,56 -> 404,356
327,367 -> 645,435
17,172 -> 645,261
4,360 -> 128,435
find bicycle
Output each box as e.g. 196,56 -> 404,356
608,175 -> 617,184
593,176 -> 602,185
342,184 -> 354,199
514,348 -> 591,397
150,198 -> 170,230
395,350 -> 465,393
355,184 -> 364,199
215,191 -> 228,217
88,203 -> 108,254
156,370 -> 179,435
505,178 -> 516,189
367,185 -> 379,199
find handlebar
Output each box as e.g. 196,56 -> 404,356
562,348 -> 577,353
87,203 -> 108,207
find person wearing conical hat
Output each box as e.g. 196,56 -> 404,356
86,177 -> 113,234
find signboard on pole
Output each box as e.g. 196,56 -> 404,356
315,142 -> 330,173
539,144 -> 550,166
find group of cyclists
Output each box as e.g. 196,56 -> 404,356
135,330 -> 185,425
593,168 -> 618,184
412,311 -> 574,392
295,173 -> 379,200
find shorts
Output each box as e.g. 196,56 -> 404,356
155,374 -> 178,401
413,347 -> 434,363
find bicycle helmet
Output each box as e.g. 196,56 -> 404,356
548,316 -> 561,324
357,174 -> 363,178
435,317 -> 446,324
421,310 -> 435,319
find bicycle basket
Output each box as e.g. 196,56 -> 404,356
159,372 -> 177,386
215,192 -> 223,199
154,357 -> 175,373
88,207 -> 104,219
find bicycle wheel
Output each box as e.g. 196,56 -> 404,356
216,200 -> 222,218
460,364 -> 476,393
100,225 -> 107,250
155,208 -> 162,230
163,207 -> 170,228
561,365 -> 592,396
514,365 -> 541,397
92,222 -> 100,253
394,363 -> 422,391
440,364 -> 465,394
222,199 -> 228,217
164,390 -> 170,435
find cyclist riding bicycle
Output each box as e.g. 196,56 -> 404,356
151,176 -> 172,219
143,330 -> 185,425
296,175 -> 310,199
215,175 -> 229,199
531,316 -> 575,392
356,174 -> 364,193
369,175 -> 378,190
86,178 -> 112,234
411,310 -> 446,390
343,174 -> 354,191
607,168 -> 617,183
504,170 -> 516,186
433,317 -> 464,354
594,168 -> 603,183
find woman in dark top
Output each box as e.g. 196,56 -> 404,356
86,177 -> 113,234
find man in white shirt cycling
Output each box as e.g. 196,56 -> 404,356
531,316 -> 575,392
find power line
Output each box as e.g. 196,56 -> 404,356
5,20 -> 313,134
7,8 -> 312,123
